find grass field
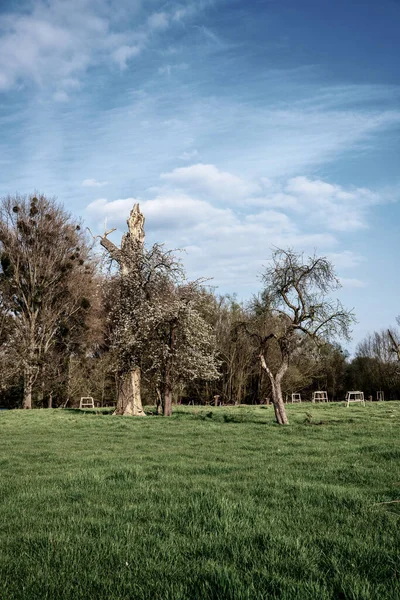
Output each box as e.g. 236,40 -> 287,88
0,403 -> 399,600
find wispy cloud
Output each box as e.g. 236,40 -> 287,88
82,178 -> 108,188
0,0 -> 203,95
147,12 -> 169,31
179,149 -> 199,161
158,63 -> 188,76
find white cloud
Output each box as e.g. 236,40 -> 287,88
82,178 -> 108,187
83,164 -> 388,293
53,90 -> 69,102
87,194 -> 234,231
157,165 -> 382,234
326,251 -> 365,270
112,45 -> 141,70
85,190 -> 338,291
160,163 -> 260,201
147,12 -> 169,31
246,176 -> 381,232
284,176 -> 379,231
84,159 -> 394,297
179,149 -> 199,161
0,2 -> 109,92
83,168 -> 390,292
87,196 -> 133,217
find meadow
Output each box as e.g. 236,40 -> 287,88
0,403 -> 399,600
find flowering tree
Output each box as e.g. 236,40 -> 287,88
99,204 -> 220,416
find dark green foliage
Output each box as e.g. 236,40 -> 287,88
0,403 -> 399,599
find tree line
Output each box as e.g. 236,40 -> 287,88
0,194 -> 399,424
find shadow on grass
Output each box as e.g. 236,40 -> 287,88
303,411 -> 356,426
63,408 -> 115,416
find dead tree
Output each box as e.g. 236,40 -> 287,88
95,204 -> 146,416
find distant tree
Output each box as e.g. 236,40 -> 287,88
243,249 -> 354,424
210,295 -> 257,405
388,326 -> 400,363
0,194 -> 96,408
312,343 -> 348,401
354,328 -> 400,398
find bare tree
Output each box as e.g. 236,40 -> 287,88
246,249 -> 354,424
0,194 -> 95,408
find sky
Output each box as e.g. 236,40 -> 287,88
0,0 -> 399,351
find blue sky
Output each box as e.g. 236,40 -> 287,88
0,0 -> 399,350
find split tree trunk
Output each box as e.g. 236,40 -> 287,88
114,367 -> 145,416
100,204 -> 146,417
259,354 -> 289,425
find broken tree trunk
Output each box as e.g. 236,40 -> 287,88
114,367 -> 145,416
99,203 -> 146,417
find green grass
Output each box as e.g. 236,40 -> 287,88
0,403 -> 399,600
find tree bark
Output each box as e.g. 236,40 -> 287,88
162,358 -> 173,416
162,319 -> 177,416
156,388 -> 162,415
259,354 -> 289,425
22,365 -> 34,409
114,367 -> 145,416
163,385 -> 173,417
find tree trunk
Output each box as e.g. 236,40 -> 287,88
259,354 -> 289,425
22,366 -> 34,409
163,385 -> 173,417
114,367 -> 145,416
270,378 -> 289,425
156,388 -> 162,414
162,319 -> 177,416
48,392 -> 53,409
